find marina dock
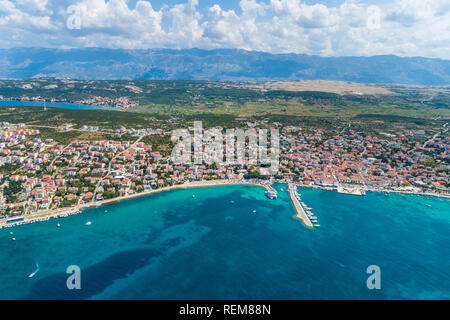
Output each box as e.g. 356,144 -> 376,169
337,184 -> 366,196
264,184 -> 278,199
288,183 -> 313,228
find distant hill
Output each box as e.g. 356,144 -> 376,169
1,48 -> 449,85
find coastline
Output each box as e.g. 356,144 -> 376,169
0,180 -> 270,229
295,183 -> 450,199
1,179 -> 448,230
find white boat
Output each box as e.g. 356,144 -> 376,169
192,195 -> 195,198
28,264 -> 39,278
265,190 -> 277,199
313,224 -> 320,227
253,210 -> 257,213
57,223 -> 61,227
11,237 -> 16,241
85,221 -> 92,226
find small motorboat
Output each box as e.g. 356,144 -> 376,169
11,237 -> 16,241
57,223 -> 61,228
85,221 -> 92,226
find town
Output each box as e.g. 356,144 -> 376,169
0,95 -> 138,109
0,119 -> 448,221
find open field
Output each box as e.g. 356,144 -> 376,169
240,80 -> 395,95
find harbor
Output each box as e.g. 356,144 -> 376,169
264,184 -> 278,199
287,183 -> 314,228
337,184 -> 366,196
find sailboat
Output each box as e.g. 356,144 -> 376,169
28,264 -> 40,278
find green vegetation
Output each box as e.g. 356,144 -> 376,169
425,155 -> 437,168
3,180 -> 23,202
1,79 -> 449,120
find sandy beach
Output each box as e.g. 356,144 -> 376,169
1,179 -> 447,230
0,179 -> 271,229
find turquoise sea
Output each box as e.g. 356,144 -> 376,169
0,184 -> 449,299
0,100 -> 115,110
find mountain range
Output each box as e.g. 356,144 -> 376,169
1,48 -> 449,85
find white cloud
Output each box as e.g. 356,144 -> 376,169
0,0 -> 448,59
0,0 -> 56,31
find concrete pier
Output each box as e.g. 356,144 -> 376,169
288,183 -> 313,228
337,184 -> 366,196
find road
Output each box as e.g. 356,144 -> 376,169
423,122 -> 448,148
91,134 -> 146,202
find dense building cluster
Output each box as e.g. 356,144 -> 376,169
280,127 -> 449,192
0,122 -> 448,217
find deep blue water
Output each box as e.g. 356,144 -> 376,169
0,100 -> 115,110
0,184 -> 449,299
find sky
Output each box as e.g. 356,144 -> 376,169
0,0 -> 449,59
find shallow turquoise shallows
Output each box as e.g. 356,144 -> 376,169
0,184 -> 449,299
0,100 -> 115,110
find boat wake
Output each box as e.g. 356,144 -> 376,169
28,264 -> 40,278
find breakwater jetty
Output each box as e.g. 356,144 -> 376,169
264,184 -> 278,199
288,183 -> 313,228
